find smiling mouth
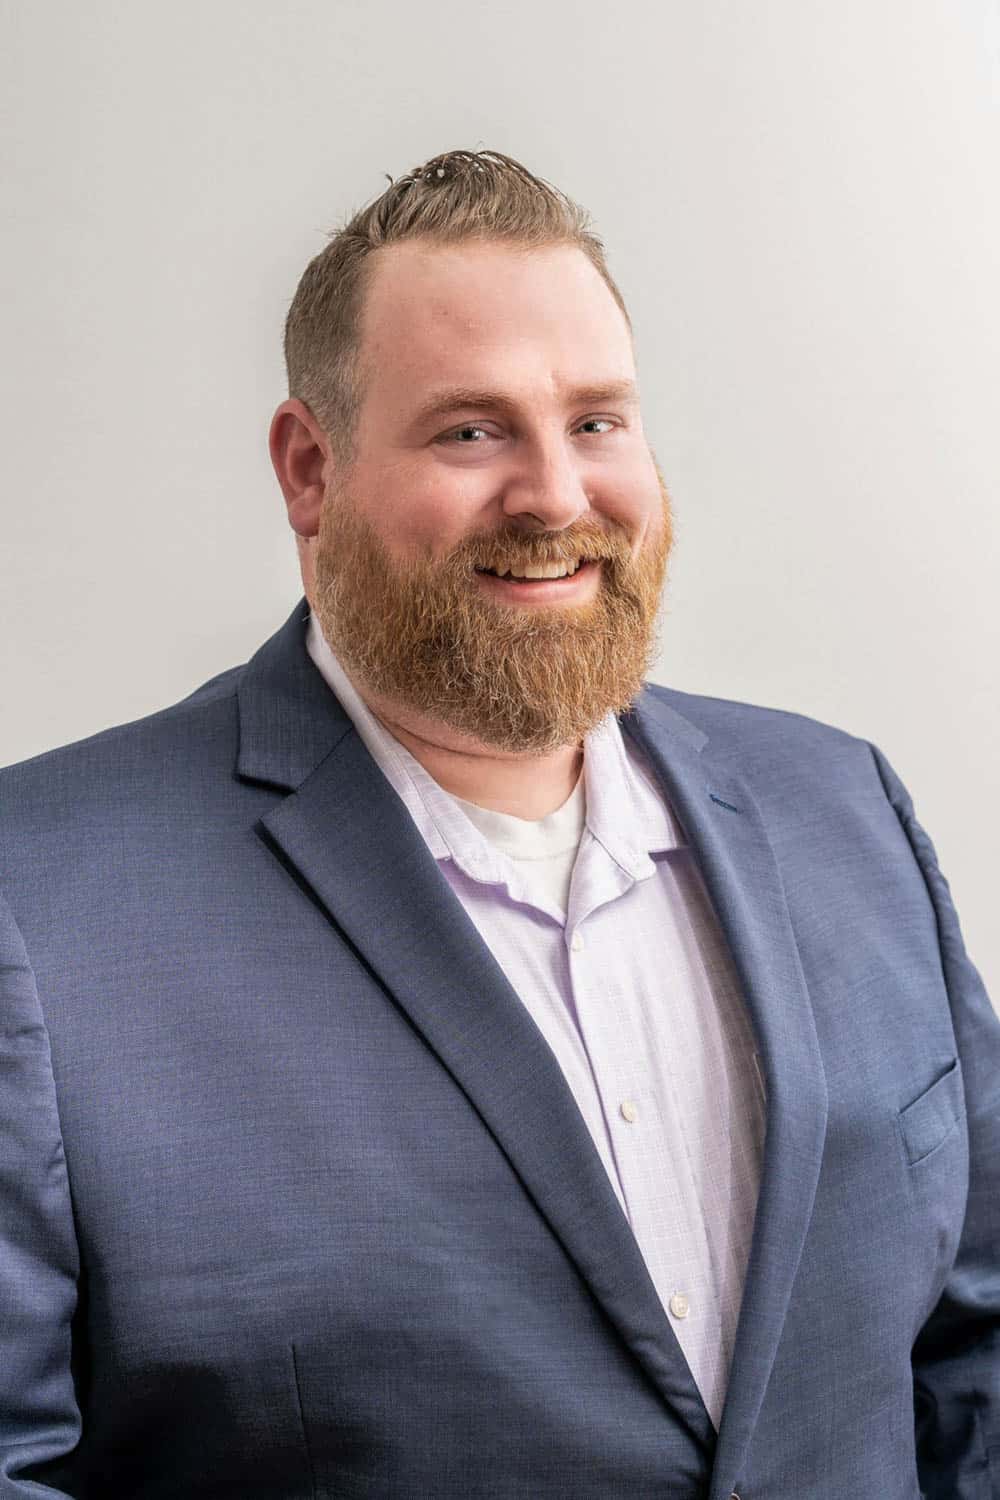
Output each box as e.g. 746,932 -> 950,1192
475,558 -> 594,581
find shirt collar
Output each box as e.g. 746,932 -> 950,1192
305,612 -> 686,885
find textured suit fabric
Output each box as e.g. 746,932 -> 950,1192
1,597 -> 998,1500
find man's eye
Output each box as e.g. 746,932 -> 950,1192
440,418 -> 617,445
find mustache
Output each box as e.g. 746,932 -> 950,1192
463,528 -> 623,575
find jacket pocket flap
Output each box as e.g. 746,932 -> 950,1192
898,1058 -> 963,1166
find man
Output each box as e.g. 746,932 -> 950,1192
1,148 -> 997,1499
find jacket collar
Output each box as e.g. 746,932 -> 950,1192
236,596 -> 708,796
235,599 -> 352,789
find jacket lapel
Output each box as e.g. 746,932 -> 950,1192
621,694 -> 829,1498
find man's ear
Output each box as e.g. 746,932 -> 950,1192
268,399 -> 332,540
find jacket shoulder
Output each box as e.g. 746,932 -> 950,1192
641,680 -> 871,756
635,681 -> 891,815
0,662 -> 247,825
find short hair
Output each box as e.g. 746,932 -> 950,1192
282,148 -> 634,466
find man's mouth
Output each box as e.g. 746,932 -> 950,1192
471,559 -> 604,602
475,558 -> 593,581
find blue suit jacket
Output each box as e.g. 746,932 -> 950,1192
1,599 -> 998,1499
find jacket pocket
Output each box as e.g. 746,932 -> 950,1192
897,1057 -> 963,1166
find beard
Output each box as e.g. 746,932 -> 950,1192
311,465 -> 674,756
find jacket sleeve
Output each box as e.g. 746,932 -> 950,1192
0,890 -> 81,1496
869,744 -> 1000,1500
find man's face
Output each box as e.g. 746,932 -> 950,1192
312,238 -> 674,755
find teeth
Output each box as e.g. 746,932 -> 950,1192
500,559 -> 583,580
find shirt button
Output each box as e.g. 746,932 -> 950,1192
619,1099 -> 638,1123
570,931 -> 584,952
668,1292 -> 690,1320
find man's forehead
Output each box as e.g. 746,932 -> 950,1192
359,241 -> 635,415
362,238 -> 621,335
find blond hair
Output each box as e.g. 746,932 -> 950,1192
282,148 -> 633,465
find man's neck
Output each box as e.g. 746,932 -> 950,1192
355,685 -> 584,821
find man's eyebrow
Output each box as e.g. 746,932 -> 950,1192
410,379 -> 640,428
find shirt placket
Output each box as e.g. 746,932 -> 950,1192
564,836 -> 726,1418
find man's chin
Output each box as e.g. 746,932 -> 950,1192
312,549 -> 662,754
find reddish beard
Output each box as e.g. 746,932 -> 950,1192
312,476 -> 674,755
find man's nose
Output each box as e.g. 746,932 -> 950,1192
499,439 -> 591,533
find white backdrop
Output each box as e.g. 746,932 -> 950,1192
2,0 -> 997,1003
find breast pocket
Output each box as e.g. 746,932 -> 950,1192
897,1057 -> 963,1166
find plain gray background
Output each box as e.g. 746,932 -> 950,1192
2,1 -> 997,1006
